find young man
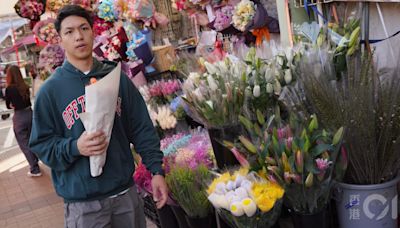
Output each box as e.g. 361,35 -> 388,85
29,5 -> 167,227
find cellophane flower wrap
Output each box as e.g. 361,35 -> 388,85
230,113 -> 345,214
161,128 -> 215,174
207,168 -> 284,228
14,0 -> 45,21
33,18 -> 60,44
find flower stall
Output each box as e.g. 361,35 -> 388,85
11,0 -> 400,227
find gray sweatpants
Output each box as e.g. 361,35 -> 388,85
64,186 -> 146,228
13,108 -> 40,173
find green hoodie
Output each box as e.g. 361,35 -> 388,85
29,59 -> 163,202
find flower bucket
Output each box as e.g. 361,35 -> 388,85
335,177 -> 399,228
156,205 -> 179,228
290,208 -> 328,228
170,205 -> 190,228
184,214 -> 214,228
207,125 -> 241,170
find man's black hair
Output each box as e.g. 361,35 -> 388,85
55,5 -> 93,33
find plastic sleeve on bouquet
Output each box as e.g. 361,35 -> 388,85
80,63 -> 121,177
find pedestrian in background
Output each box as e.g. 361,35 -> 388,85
5,65 -> 41,177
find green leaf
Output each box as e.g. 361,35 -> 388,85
254,123 -> 262,137
332,127 -> 344,145
239,115 -> 254,133
223,140 -> 235,149
256,110 -> 265,125
311,144 -> 334,157
308,115 -> 318,132
305,153 -> 319,174
304,137 -> 311,152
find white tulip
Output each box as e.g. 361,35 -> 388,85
230,201 -> 245,217
253,85 -> 261,98
208,193 -> 226,209
226,181 -> 235,191
273,79 -> 282,95
242,198 -> 257,217
284,69 -> 292,84
207,75 -> 218,91
266,83 -> 273,94
214,182 -> 227,195
234,175 -> 244,188
240,179 -> 252,193
234,187 -> 249,200
204,62 -> 218,75
205,100 -> 214,110
264,68 -> 273,82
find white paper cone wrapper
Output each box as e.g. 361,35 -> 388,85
80,63 -> 121,177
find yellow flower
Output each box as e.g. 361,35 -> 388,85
207,172 -> 231,194
232,168 -> 249,180
251,181 -> 284,212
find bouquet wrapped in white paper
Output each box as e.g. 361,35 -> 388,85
80,63 -> 121,177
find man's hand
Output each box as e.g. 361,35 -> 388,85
151,175 -> 168,209
77,131 -> 108,156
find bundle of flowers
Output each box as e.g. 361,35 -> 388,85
171,0 -> 196,12
93,16 -> 114,36
166,164 -> 212,218
98,0 -> 118,22
182,56 -> 247,129
230,113 -> 345,215
133,162 -> 153,193
207,168 -> 284,228
14,0 -> 45,21
95,27 -> 129,62
125,31 -> 148,61
161,129 -> 215,173
213,5 -> 234,31
33,19 -> 60,44
232,0 -> 256,32
38,44 -> 65,71
46,0 -> 71,13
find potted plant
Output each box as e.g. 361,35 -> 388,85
282,50 -> 400,227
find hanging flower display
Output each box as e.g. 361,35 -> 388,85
232,0 -> 257,32
46,0 -> 71,13
14,0 -> 46,21
33,18 -> 60,44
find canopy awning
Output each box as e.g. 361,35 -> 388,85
1,34 -> 46,55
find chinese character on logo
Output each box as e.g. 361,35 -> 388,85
350,194 -> 360,206
349,208 -> 361,220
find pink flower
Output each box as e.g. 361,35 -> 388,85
230,147 -> 250,168
133,163 -> 153,193
315,158 -> 332,172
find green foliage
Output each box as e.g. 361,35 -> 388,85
165,165 -> 212,218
